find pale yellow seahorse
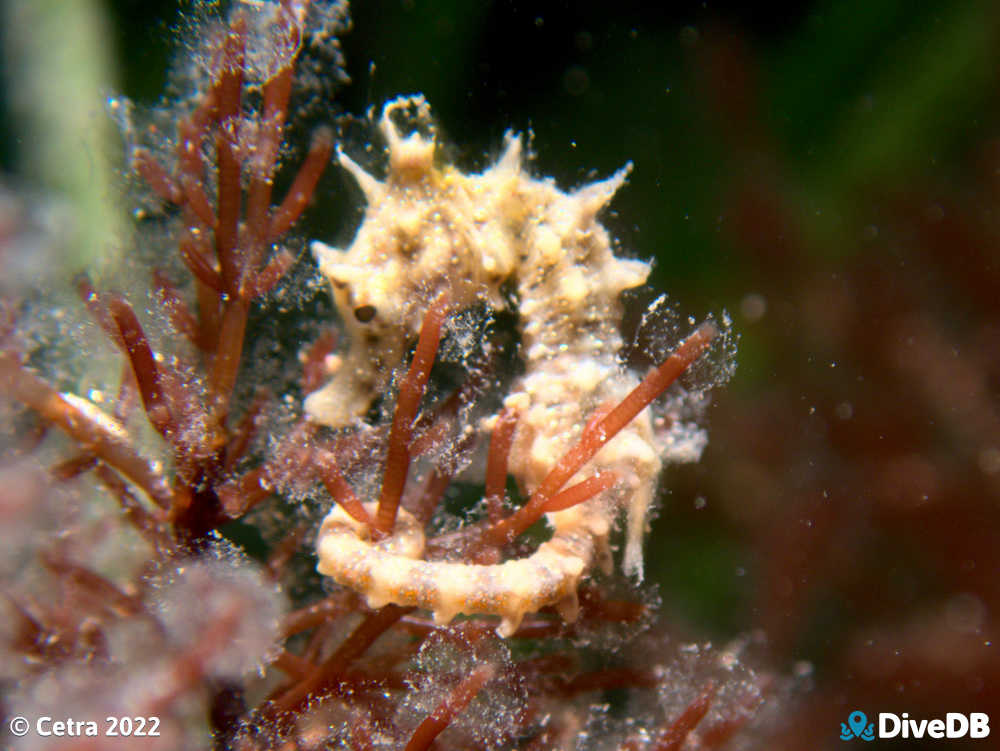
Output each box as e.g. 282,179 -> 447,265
310,96 -> 711,635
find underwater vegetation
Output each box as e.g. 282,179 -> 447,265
0,1 -> 779,749
2,0 -> 1000,749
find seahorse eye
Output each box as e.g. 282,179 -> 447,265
354,305 -> 377,323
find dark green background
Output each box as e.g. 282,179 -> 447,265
5,3 -> 999,746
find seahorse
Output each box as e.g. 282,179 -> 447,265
309,95 -> 715,635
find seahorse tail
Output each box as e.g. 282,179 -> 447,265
316,503 -> 610,636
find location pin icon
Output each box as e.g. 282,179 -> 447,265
848,711 -> 867,738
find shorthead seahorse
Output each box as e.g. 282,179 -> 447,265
309,95 -> 718,635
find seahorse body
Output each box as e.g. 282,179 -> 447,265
310,96 -> 703,634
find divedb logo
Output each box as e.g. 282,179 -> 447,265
840,710 -> 990,741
